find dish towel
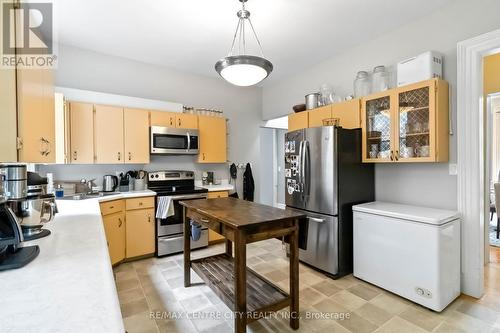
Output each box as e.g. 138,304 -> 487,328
156,196 -> 175,219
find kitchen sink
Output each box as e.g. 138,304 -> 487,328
58,192 -> 119,201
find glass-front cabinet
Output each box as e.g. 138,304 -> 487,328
361,79 -> 449,163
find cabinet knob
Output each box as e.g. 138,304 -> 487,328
73,151 -> 78,161
128,152 -> 132,161
40,137 -> 51,156
170,118 -> 173,126
118,152 -> 121,161
390,151 -> 394,161
178,118 -> 181,127
118,218 -> 123,227
139,202 -> 143,206
203,153 -> 206,160
148,214 -> 151,223
395,150 -> 399,161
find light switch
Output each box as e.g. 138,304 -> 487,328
449,163 -> 458,175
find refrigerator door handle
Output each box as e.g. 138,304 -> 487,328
298,140 -> 304,188
304,140 -> 310,198
307,216 -> 325,223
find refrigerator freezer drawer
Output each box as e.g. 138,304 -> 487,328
353,210 -> 460,312
298,211 -> 339,276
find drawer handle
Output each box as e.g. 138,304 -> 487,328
139,202 -> 143,206
109,206 -> 114,209
307,216 -> 325,223
200,218 -> 209,223
148,214 -> 151,223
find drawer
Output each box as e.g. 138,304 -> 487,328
207,191 -> 229,199
187,210 -> 221,234
126,196 -> 155,211
100,199 -> 124,216
158,229 -> 208,255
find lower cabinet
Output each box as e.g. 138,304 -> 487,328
102,211 -> 126,266
125,208 -> 155,258
100,196 -> 155,265
207,191 -> 229,243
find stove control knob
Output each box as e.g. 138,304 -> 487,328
155,174 -> 159,178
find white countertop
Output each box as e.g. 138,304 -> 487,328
95,189 -> 156,202
0,193 -> 161,332
195,180 -> 234,192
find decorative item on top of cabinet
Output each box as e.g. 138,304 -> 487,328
17,68 -> 55,163
361,78 -> 448,163
198,116 -> 227,163
69,102 -> 94,164
94,105 -> 124,164
150,111 -> 198,129
124,108 -> 150,164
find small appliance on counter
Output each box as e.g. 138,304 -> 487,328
0,164 -> 28,200
202,171 -> 214,185
102,175 -> 118,192
0,176 -> 39,271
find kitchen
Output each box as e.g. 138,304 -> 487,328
1,1 -> 500,333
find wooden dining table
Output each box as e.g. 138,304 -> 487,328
181,197 -> 306,333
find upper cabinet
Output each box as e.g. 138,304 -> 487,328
0,66 -> 18,162
17,68 -> 55,163
361,79 -> 449,163
124,108 -> 150,164
198,116 -> 227,163
150,111 -> 198,129
69,102 -> 94,164
94,105 -> 124,164
288,98 -> 361,132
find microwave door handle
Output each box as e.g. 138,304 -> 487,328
187,132 -> 190,152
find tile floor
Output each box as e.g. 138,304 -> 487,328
114,241 -> 500,333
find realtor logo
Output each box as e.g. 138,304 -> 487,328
1,0 -> 57,68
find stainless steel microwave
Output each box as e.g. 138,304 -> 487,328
150,126 -> 199,155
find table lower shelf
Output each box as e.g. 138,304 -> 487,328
191,253 -> 290,314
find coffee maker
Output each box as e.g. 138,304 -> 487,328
0,169 -> 39,271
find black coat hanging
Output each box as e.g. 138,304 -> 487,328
243,163 -> 255,201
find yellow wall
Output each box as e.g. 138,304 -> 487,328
484,52 -> 500,95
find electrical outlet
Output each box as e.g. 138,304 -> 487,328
449,163 -> 457,175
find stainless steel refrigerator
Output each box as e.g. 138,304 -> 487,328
285,126 -> 374,278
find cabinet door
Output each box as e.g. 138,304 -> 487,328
150,111 -> 176,128
94,105 -> 124,164
124,108 -> 150,164
102,211 -> 126,265
361,92 -> 396,163
126,208 -> 155,258
331,99 -> 361,129
198,116 -> 227,163
288,112 -> 308,132
0,66 -> 17,162
17,68 -> 55,163
395,81 -> 435,162
69,102 -> 94,164
308,106 -> 331,128
176,113 -> 198,129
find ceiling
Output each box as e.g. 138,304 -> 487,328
55,0 -> 453,84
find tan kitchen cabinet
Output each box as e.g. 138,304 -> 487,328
0,66 -> 17,162
289,99 -> 361,132
198,116 -> 227,163
207,191 -> 229,243
17,68 -> 55,163
101,200 -> 126,266
94,105 -> 124,164
124,108 -> 150,163
125,204 -> 155,258
69,102 -> 94,164
150,111 -> 198,129
361,78 -> 449,163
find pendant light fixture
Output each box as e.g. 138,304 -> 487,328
215,0 -> 273,87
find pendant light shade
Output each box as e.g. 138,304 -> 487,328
215,0 -> 273,86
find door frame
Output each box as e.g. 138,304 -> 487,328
457,28 -> 500,297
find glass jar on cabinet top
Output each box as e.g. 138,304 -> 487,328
354,71 -> 371,98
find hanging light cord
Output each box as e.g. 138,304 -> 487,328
227,1 -> 265,58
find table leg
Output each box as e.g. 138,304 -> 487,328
225,239 -> 232,257
234,230 -> 246,333
183,206 -> 191,287
289,221 -> 299,329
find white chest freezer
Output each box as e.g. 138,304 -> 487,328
353,202 -> 460,312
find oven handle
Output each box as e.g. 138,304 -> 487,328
168,193 -> 208,200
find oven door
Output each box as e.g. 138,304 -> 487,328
150,126 -> 199,155
156,193 -> 207,237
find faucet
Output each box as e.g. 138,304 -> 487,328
80,178 -> 96,194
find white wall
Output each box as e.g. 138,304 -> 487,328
262,0 -> 500,210
41,45 -> 262,201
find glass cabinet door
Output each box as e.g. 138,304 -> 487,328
397,84 -> 433,161
364,95 -> 393,161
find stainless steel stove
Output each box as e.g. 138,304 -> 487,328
148,170 -> 208,256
